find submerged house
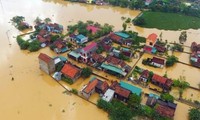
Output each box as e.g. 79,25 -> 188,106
108,32 -> 130,45
139,70 -> 149,83
80,42 -> 97,63
89,52 -> 105,67
102,89 -> 115,102
86,25 -> 100,34
68,48 -> 81,61
38,53 -> 55,75
121,48 -> 133,58
151,74 -> 173,92
61,63 -> 82,82
52,40 -> 68,54
144,33 -> 158,53
119,81 -> 142,96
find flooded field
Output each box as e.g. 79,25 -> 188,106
137,53 -> 200,89
1,0 -> 200,119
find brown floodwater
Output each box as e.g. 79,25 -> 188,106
1,0 -> 200,120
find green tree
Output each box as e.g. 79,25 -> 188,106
81,67 -> 92,78
166,55 -> 178,67
20,41 -> 30,50
127,94 -> 142,108
179,31 -> 187,44
44,18 -> 51,24
34,17 -> 42,24
97,99 -> 113,112
160,93 -> 174,102
122,23 -> 127,31
11,16 -> 25,26
28,40 -> 40,52
189,108 -> 200,120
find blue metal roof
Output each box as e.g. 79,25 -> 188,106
76,34 -> 86,40
114,32 -> 130,39
119,81 -> 142,96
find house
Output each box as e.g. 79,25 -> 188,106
123,39 -> 133,46
75,34 -> 88,44
101,63 -> 127,77
53,56 -> 64,69
52,40 -> 68,54
109,33 -> 122,44
146,96 -> 157,107
151,74 -> 173,91
38,53 -> 55,75
139,70 -> 149,83
80,42 -> 97,63
150,57 -> 165,68
111,49 -> 121,58
102,89 -> 115,102
114,86 -> 131,102
68,49 -> 81,61
114,32 -> 130,39
89,52 -> 105,67
86,25 -> 100,34
190,42 -> 200,68
154,44 -> 166,53
46,23 -> 63,33
95,80 -> 109,94
121,48 -> 133,58
146,33 -> 158,47
61,63 -> 82,82
82,79 -> 99,99
143,45 -> 157,54
119,81 -> 142,96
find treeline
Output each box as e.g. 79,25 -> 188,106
66,0 -> 200,18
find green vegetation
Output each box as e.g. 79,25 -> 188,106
171,43 -> 184,52
62,76 -> 73,85
179,31 -> 187,44
127,94 -> 142,108
166,55 -> 179,67
11,16 -> 31,30
81,67 -> 92,78
160,93 -> 174,102
70,88 -> 78,95
16,36 -> 40,52
97,99 -> 133,120
135,11 -> 200,30
189,108 -> 200,120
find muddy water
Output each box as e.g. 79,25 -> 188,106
0,0 -> 200,119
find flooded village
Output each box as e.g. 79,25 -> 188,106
0,0 -> 200,120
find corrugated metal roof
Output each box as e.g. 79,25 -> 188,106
69,51 -> 80,58
114,32 -> 130,39
119,81 -> 142,96
101,63 -> 126,76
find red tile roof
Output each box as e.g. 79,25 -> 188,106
110,81 -> 119,90
152,57 -> 165,65
147,33 -> 157,43
83,42 -> 97,52
109,33 -> 122,42
152,74 -> 167,84
61,63 -> 81,79
86,25 -> 100,34
115,86 -> 131,98
91,53 -> 105,63
53,40 -> 65,49
84,79 -> 99,94
38,53 -> 52,63
156,104 -> 175,118
140,70 -> 149,78
106,56 -> 121,66
165,79 -> 173,88
101,81 -> 109,93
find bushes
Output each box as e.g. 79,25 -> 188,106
189,108 -> 200,120
97,99 -> 113,112
62,76 -> 73,85
160,93 -> 174,102
166,55 -> 178,67
28,40 -> 40,52
20,41 -> 30,50
81,67 -> 92,78
70,88 -> 78,95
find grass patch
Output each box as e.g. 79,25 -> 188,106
136,11 -> 200,30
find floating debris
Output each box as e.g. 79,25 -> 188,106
49,104 -> 52,107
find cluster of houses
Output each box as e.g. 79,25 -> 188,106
81,78 -> 142,102
146,93 -> 177,118
38,53 -> 82,82
33,22 -> 68,53
143,33 -> 167,54
190,42 -> 200,68
68,38 -> 132,77
139,70 -> 173,92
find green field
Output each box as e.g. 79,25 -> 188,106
136,11 -> 200,30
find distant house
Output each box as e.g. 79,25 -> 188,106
82,79 -> 99,99
52,40 -> 68,54
150,57 -> 165,68
151,74 -> 173,91
102,89 -> 115,102
139,70 -> 149,83
80,42 -> 97,63
46,23 -> 63,33
146,33 -> 158,47
95,80 -> 109,94
61,63 -> 82,82
121,48 -> 133,58
143,45 -> 157,54
38,53 -> 55,75
114,86 -> 131,102
86,25 -> 100,34
109,33 -> 122,44
119,81 -> 142,96
154,44 -> 166,53
75,34 -> 88,44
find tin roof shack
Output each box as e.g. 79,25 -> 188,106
190,42 -> 200,68
61,63 -> 82,83
38,53 -> 55,75
151,74 -> 173,92
80,42 -> 97,63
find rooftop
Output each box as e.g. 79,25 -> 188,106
83,79 -> 99,94
102,89 -> 115,102
76,34 -> 87,40
68,51 -> 80,58
38,53 -> 53,63
152,74 -> 167,84
119,81 -> 142,96
147,33 -> 157,43
115,86 -> 131,98
90,53 -> 105,63
101,63 -> 127,76
152,57 -> 165,65
86,25 -> 100,34
82,42 -> 97,52
61,63 -> 81,79
114,32 -> 130,39
109,33 -> 122,42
